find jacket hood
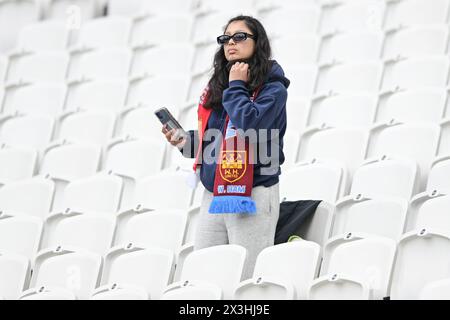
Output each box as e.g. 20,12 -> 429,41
266,60 -> 290,89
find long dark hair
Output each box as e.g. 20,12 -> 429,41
204,15 -> 272,110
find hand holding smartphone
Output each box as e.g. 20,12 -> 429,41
155,107 -> 188,144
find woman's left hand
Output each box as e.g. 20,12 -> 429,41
229,62 -> 249,83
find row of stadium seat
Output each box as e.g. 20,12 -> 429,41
3,230 -> 450,300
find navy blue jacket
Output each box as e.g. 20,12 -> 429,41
181,60 -> 290,192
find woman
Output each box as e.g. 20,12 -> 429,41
162,15 -> 289,280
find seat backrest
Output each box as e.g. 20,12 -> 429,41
103,247 -> 174,300
40,144 -> 101,181
253,241 -> 321,299
351,157 -> 418,199
62,173 -> 123,215
18,21 -> 69,52
105,139 -> 166,179
1,115 -> 55,150
0,177 -> 54,219
32,248 -> 102,300
119,211 -> 187,252
0,214 -> 43,260
58,111 -> 116,146
65,79 -> 128,112
180,244 -> 247,299
390,230 -> 450,299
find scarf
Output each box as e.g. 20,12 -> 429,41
193,86 -> 261,214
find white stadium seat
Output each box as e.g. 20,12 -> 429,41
132,171 -> 194,211
0,54 -> 7,81
169,245 -> 246,300
283,64 -> 317,98
351,156 -> 419,199
108,0 -> 199,17
319,31 -> 384,63
132,14 -> 194,46
0,253 -> 30,300
131,43 -> 195,77
0,115 -> 55,151
285,98 -> 310,135
367,122 -> 440,191
0,213 -> 43,260
118,106 -> 166,140
439,119 -> 450,156
427,156 -> 450,192
65,79 -> 128,112
127,75 -> 191,112
307,93 -> 377,128
320,232 -> 367,277
384,0 -> 450,28
245,241 -> 321,299
297,126 -> 369,186
40,143 -> 101,181
115,210 -> 187,253
105,138 -> 166,179
68,48 -> 132,80
16,21 -> 69,52
60,173 -> 123,215
314,61 -> 382,95
272,35 -> 320,66
40,143 -> 102,211
100,245 -> 174,300
71,17 -> 132,50
259,6 -> 321,37
0,146 -> 37,184
2,83 -> 66,116
7,52 -> 69,83
313,237 -> 396,300
320,0 -> 386,33
280,159 -> 346,203
0,177 -> 54,219
58,110 -> 116,146
184,206 -> 200,245
419,279 -> 450,300
376,88 -> 447,124
44,0 -> 103,22
29,247 -> 102,300
383,25 -> 450,59
0,0 -> 40,54
42,211 -> 116,255
381,56 -> 450,92
390,229 -> 450,300
407,191 -> 450,234
331,195 -> 408,241
104,138 -> 166,208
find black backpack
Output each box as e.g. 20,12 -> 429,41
275,200 -> 322,244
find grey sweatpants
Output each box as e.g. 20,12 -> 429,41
194,183 -> 280,280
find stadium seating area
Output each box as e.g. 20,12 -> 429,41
0,0 -> 450,300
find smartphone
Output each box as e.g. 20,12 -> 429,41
154,107 -> 188,140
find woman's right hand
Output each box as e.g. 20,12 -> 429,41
161,125 -> 186,149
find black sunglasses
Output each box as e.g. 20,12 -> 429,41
216,32 -> 256,45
